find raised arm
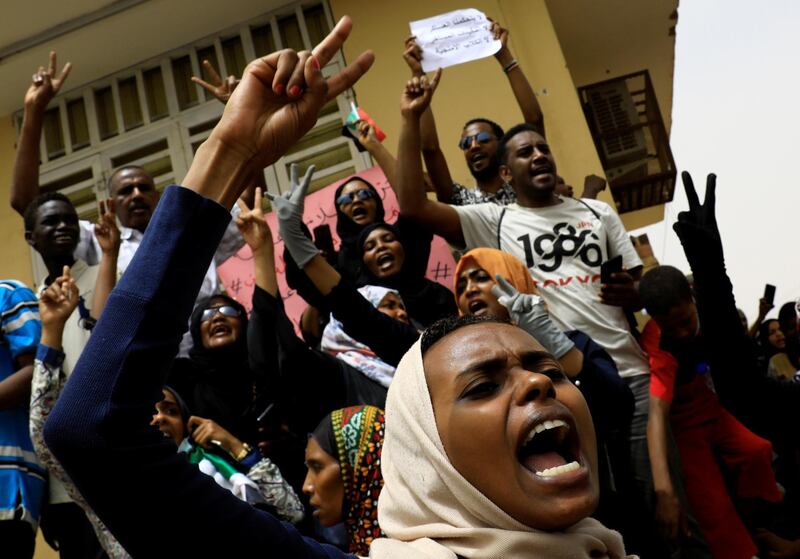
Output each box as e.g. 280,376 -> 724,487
11,52 -> 72,215
90,200 -> 120,319
44,18 -> 371,558
490,20 -> 544,135
403,36 -> 455,202
396,72 -> 464,245
356,120 -> 398,187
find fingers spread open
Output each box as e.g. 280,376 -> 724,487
312,15 -> 353,68
325,50 -> 374,102
301,165 -> 316,191
290,163 -> 299,187
48,51 -> 57,76
191,76 -> 215,93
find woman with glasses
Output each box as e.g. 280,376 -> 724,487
168,293 -> 265,446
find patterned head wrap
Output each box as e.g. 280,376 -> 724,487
315,405 -> 386,556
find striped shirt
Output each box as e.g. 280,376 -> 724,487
0,280 -> 46,528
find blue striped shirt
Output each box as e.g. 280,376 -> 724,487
0,280 -> 46,528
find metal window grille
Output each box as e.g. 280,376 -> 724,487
17,0 -> 371,281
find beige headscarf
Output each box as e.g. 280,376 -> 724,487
368,339 -> 633,559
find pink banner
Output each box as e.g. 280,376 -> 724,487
217,166 -> 456,331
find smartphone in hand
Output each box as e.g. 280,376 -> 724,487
601,255 -> 623,284
764,283 -> 776,306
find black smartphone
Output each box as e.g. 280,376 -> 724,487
313,224 -> 335,254
600,255 -> 623,284
764,284 -> 776,306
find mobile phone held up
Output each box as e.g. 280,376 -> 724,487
764,283 -> 776,306
600,255 -> 623,285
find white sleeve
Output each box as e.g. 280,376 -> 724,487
594,201 -> 642,270
74,220 -> 101,267
452,203 -> 502,250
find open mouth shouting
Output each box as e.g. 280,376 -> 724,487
530,163 -> 555,185
517,410 -> 587,485
350,203 -> 372,224
468,298 -> 489,316
209,322 -> 232,338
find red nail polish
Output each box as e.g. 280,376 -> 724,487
289,85 -> 301,97
274,83 -> 285,95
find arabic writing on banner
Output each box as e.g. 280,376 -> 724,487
217,166 -> 457,331
410,8 -> 501,72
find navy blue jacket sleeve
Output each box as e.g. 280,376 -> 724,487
44,186 -> 354,559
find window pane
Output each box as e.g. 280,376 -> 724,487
110,139 -> 169,167
95,86 -> 118,140
303,5 -> 330,46
251,23 -> 275,56
143,67 -> 168,120
171,55 -> 198,110
278,14 -> 305,50
43,108 -> 65,159
222,35 -> 246,78
66,98 -> 90,150
196,45 -> 220,101
118,76 -> 143,131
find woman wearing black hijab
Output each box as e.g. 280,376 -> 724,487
357,221 -> 456,328
285,176 -> 434,310
168,294 -> 264,445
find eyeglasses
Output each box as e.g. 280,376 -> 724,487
458,131 -> 494,150
336,188 -> 375,207
200,305 -> 241,322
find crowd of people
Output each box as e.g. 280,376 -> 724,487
1,15 -> 798,559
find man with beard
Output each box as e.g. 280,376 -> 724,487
10,53 -> 243,306
402,21 -> 543,206
396,74 -> 712,558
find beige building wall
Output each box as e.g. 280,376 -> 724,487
330,0 -> 606,204
0,115 -> 34,285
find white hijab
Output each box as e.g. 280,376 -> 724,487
369,339 -> 633,558
321,285 -> 399,388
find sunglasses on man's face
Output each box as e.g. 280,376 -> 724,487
336,188 -> 375,207
458,131 -> 494,150
201,305 -> 241,322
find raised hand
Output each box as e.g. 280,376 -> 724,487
489,19 -> 510,57
491,274 -> 536,317
210,16 -> 373,172
356,120 -> 379,148
25,51 -> 72,112
94,200 -> 120,255
191,59 -> 240,104
39,265 -> 79,331
672,171 -> 723,266
235,187 -> 272,252
402,36 -> 424,77
400,69 -> 442,118
265,164 -> 319,268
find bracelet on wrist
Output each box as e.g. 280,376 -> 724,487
234,442 -> 252,462
503,59 -> 519,74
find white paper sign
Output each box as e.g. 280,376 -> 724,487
410,8 -> 501,72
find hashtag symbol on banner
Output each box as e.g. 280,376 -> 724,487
431,262 -> 451,280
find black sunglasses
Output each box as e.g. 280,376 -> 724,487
200,305 -> 241,322
336,188 -> 375,207
458,131 -> 494,150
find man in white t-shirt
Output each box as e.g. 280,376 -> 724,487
394,75 -> 710,558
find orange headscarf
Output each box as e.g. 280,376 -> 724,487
453,248 -> 538,314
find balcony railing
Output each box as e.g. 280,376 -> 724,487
578,70 -> 676,213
